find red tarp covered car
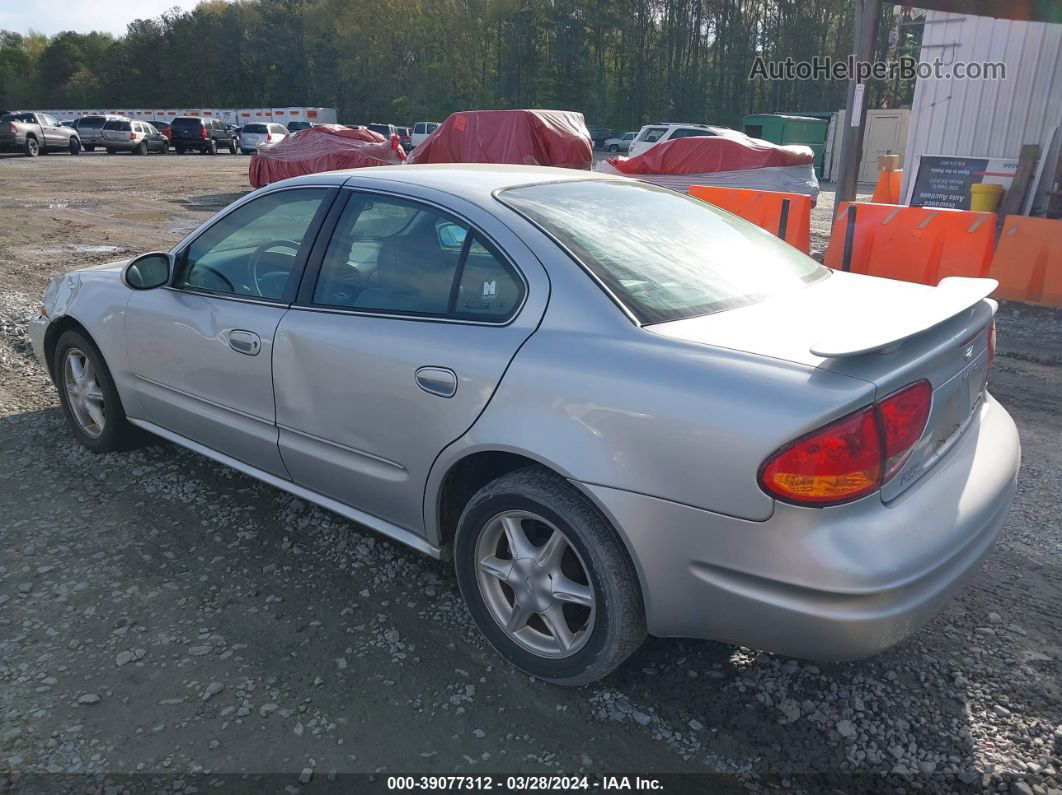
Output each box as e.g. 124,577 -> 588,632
406,109 -> 593,169
595,133 -> 819,201
248,124 -> 405,188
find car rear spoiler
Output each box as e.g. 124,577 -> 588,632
810,277 -> 998,358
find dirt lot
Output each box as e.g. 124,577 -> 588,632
1,152 -> 1060,793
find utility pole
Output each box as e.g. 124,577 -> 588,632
835,0 -> 882,202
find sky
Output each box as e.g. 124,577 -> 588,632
1,0 -> 210,37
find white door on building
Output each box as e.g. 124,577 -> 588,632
861,113 -> 905,183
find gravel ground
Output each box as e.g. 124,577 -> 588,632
0,153 -> 1060,793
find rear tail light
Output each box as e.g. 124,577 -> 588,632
760,380 -> 931,506
266,133 -> 272,142
201,127 -> 208,139
877,381 -> 932,481
8,122 -> 15,134
130,131 -> 136,140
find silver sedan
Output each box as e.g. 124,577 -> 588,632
29,165 -> 1020,685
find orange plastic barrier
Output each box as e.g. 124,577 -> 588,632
870,169 -> 902,204
688,185 -> 812,253
989,215 -> 1062,306
824,202 -> 996,285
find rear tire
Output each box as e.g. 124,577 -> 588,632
133,141 -> 147,156
106,148 -> 115,155
24,136 -> 39,157
69,137 -> 81,155
53,329 -> 138,454
609,144 -> 619,152
454,466 -> 646,686
84,145 -> 95,152
206,139 -> 217,155
175,144 -> 186,155
228,138 -> 237,154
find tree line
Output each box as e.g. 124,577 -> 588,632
0,0 -> 920,131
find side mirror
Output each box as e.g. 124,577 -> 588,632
123,252 -> 172,290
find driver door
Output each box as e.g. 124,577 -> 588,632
124,187 -> 334,476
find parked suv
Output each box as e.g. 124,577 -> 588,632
171,116 -> 237,155
238,122 -> 287,154
627,123 -> 730,157
286,121 -> 314,133
71,114 -> 126,151
100,119 -> 169,155
367,122 -> 397,139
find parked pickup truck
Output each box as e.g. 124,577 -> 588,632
0,111 -> 81,156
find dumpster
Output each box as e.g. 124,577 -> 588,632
743,113 -> 829,179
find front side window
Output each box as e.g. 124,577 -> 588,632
178,188 -> 329,301
313,194 -> 523,321
500,180 -> 826,325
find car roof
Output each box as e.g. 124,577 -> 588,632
280,163 -> 622,206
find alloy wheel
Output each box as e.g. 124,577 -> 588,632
62,348 -> 106,438
474,510 -> 595,658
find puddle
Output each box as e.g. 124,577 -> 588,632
48,203 -> 68,209
36,244 -> 123,256
118,211 -> 170,222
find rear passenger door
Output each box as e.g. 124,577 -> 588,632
272,187 -> 549,535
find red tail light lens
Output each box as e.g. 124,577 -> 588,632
760,407 -> 882,506
201,127 -> 208,139
8,122 -> 16,134
266,133 -> 272,141
130,131 -> 136,140
877,380 -> 932,481
760,380 -> 932,506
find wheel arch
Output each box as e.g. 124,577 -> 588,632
43,315 -> 93,377
428,445 -> 651,619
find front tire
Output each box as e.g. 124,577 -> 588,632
454,466 -> 646,686
609,144 -> 619,152
69,137 -> 81,155
53,329 -> 137,453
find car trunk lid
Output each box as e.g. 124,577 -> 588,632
647,271 -> 996,500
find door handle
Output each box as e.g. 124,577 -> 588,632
228,329 -> 261,356
415,366 -> 457,398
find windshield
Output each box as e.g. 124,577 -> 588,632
499,180 -> 827,324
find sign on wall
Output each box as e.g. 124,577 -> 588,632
908,155 -> 1019,209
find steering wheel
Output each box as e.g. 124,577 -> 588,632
191,263 -> 235,293
249,239 -> 301,297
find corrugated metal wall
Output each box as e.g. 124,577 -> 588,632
901,11 -> 1062,201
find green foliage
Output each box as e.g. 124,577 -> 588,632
0,0 -> 915,127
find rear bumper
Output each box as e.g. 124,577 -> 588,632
582,394 -> 1020,660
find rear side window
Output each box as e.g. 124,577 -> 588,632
312,194 -> 523,321
501,180 -> 825,324
271,125 -> 286,134
104,120 -> 131,131
672,128 -> 716,139
640,127 -> 667,142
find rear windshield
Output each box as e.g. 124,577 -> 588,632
2,113 -> 36,123
172,118 -> 204,130
367,124 -> 390,135
500,180 -> 827,324
243,123 -> 267,133
104,120 -> 131,131
78,116 -> 108,128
